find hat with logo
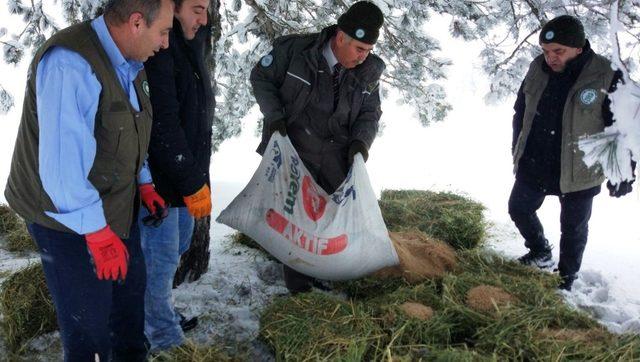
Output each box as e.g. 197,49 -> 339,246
337,1 -> 384,45
539,15 -> 586,48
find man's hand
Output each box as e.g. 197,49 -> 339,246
139,183 -> 169,227
183,184 -> 212,219
85,226 -> 129,281
348,140 -> 369,165
607,180 -> 634,198
269,118 -> 287,137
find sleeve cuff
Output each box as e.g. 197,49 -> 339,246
137,160 -> 153,185
45,200 -> 107,235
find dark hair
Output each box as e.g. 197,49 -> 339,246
104,0 -> 168,26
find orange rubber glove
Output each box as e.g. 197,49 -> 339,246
183,184 -> 211,219
85,226 -> 129,281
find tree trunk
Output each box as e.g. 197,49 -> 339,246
174,216 -> 211,286
173,0 -> 222,287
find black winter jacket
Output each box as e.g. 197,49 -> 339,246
250,25 -> 385,156
144,20 -> 214,207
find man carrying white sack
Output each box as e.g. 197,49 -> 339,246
250,1 -> 385,293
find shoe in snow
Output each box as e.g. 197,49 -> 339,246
311,279 -> 333,292
518,247 -> 553,269
177,312 -> 198,332
557,274 -> 576,291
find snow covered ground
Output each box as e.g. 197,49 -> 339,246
0,10 -> 638,360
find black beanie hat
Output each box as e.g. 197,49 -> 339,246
337,1 -> 384,45
539,15 -> 586,48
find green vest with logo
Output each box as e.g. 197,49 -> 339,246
512,53 -> 615,194
5,21 -> 153,239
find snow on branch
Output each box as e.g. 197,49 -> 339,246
0,84 -> 14,114
578,0 -> 639,185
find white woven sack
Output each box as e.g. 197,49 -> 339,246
217,133 -> 398,280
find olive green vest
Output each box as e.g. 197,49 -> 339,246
5,21 -> 153,238
512,53 -> 615,194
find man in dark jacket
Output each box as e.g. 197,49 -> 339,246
510,15 -> 633,291
140,0 -> 213,352
250,1 -> 385,293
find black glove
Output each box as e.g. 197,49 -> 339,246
348,140 -> 369,165
141,202 -> 170,228
269,118 -> 287,137
607,180 -> 634,198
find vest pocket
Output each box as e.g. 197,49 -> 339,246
88,152 -> 117,196
570,134 -> 603,183
572,152 -> 602,183
97,111 -> 138,175
96,111 -> 134,158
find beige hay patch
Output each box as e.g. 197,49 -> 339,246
466,285 -> 516,313
399,302 -> 434,321
537,328 -> 610,343
374,231 -> 457,283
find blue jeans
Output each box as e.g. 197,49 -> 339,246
139,206 -> 194,351
27,222 -> 147,362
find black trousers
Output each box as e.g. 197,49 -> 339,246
27,222 -> 147,362
508,179 -> 595,278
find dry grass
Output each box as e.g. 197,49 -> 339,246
261,248 -> 640,360
149,341 -> 239,362
0,204 -> 37,253
379,190 -> 486,249
0,263 -> 56,353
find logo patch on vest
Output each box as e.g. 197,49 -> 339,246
261,54 -> 273,67
580,88 -> 598,105
545,31 -> 554,40
355,29 -> 365,39
366,81 -> 378,94
142,81 -> 150,96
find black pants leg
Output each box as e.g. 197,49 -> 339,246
508,179 -> 549,252
27,223 -> 147,362
110,222 -> 147,361
557,193 -> 594,278
282,265 -> 314,293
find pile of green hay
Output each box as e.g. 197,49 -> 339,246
0,263 -> 57,353
260,292 -> 385,360
379,189 -> 486,249
231,232 -> 263,251
0,204 -> 37,253
261,249 -> 640,360
230,232 -> 275,261
0,205 -> 20,235
150,342 -> 237,362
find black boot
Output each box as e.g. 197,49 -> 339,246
558,274 -> 576,291
518,245 -> 553,269
177,311 -> 198,332
283,265 -> 313,294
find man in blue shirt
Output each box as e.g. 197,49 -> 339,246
5,0 -> 174,359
